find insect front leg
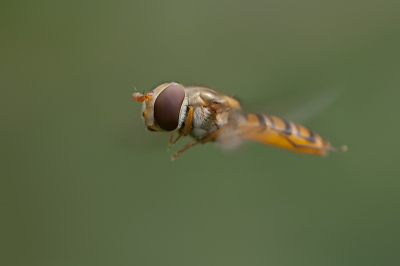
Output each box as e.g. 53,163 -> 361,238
167,107 -> 194,151
168,132 -> 178,151
171,139 -> 199,161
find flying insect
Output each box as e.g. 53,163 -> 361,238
132,82 -> 347,160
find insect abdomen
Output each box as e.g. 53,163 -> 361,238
240,113 -> 332,155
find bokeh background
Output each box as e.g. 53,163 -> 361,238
1,1 -> 400,265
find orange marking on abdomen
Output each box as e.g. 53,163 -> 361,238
289,121 -> 298,135
269,116 -> 285,131
246,113 -> 261,126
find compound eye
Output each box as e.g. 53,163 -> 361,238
154,84 -> 185,131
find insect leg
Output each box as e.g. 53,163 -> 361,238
171,121 -> 235,161
167,107 -> 194,151
171,139 -> 199,161
181,106 -> 194,136
168,132 -> 180,151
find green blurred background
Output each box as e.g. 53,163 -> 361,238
1,1 -> 400,265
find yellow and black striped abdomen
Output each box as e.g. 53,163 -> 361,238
238,113 -> 333,155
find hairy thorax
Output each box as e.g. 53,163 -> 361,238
189,105 -> 219,141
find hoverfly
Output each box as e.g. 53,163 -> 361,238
132,82 -> 347,160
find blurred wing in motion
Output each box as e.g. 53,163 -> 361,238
243,88 -> 343,125
280,89 -> 341,124
217,111 -> 346,155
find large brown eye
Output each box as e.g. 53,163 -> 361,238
154,84 -> 185,131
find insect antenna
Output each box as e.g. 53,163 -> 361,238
133,84 -> 147,95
